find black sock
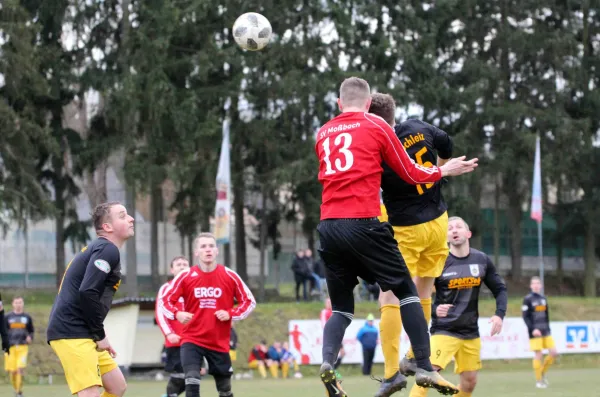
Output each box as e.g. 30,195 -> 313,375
185,378 -> 200,397
167,376 -> 186,396
322,312 -> 352,365
399,300 -> 433,371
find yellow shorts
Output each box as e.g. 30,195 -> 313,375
379,206 -> 449,278
50,339 -> 118,395
229,350 -> 237,362
529,336 -> 555,351
4,345 -> 29,372
430,334 -> 482,374
248,359 -> 261,369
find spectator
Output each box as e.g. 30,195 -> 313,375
291,250 -> 311,302
248,340 -> 271,379
281,342 -> 303,378
267,341 -> 284,378
357,314 -> 379,375
306,249 -> 325,296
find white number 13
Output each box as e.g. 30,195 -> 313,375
322,133 -> 354,175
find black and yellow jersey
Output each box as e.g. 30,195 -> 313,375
5,312 -> 34,346
47,238 -> 122,342
430,248 -> 507,339
522,292 -> 551,338
381,119 -> 453,226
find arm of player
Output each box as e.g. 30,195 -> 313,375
155,284 -> 174,336
432,124 -> 453,160
227,270 -> 257,321
368,114 -> 442,185
79,243 -> 120,341
522,297 -> 535,333
160,270 -> 189,320
483,257 -> 508,319
26,314 -> 34,341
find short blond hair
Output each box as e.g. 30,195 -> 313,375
339,77 -> 370,108
448,216 -> 470,231
194,232 -> 217,248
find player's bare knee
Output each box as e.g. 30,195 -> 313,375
459,371 -> 477,392
549,348 -> 558,358
534,351 -> 543,361
413,276 -> 435,299
215,375 -> 233,397
102,368 -> 127,396
378,290 -> 399,307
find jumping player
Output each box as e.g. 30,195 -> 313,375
156,256 -> 191,397
368,93 -> 453,397
160,232 -> 256,397
4,296 -> 35,397
522,276 -> 557,388
47,201 -> 134,397
408,216 -> 507,397
315,76 -> 478,397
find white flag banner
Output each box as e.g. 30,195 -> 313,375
214,118 -> 231,244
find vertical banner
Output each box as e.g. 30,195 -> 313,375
530,135 -> 542,222
214,119 -> 231,244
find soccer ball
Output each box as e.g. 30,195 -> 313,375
232,12 -> 272,51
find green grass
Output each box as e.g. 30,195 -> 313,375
1,368 -> 597,397
1,288 -> 599,383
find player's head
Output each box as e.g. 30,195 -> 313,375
530,276 -> 542,293
259,340 -> 268,350
368,93 -> 396,126
273,341 -> 282,350
448,216 -> 472,247
324,298 -> 332,310
282,341 -> 289,350
12,296 -> 24,313
170,255 -> 190,276
193,232 -> 218,266
296,249 -> 304,258
304,248 -> 312,257
92,201 -> 135,242
338,77 -> 371,112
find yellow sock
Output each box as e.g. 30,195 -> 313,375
100,392 -> 119,397
408,384 -> 429,397
533,359 -> 543,381
269,363 -> 279,378
542,355 -> 555,374
380,304 -> 402,379
10,373 -> 17,391
407,298 -> 432,360
457,391 -> 472,397
293,360 -> 299,372
258,364 -> 268,378
14,372 -> 23,393
282,362 -> 290,378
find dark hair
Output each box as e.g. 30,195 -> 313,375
170,256 -> 189,268
369,93 -> 396,126
91,201 -> 121,232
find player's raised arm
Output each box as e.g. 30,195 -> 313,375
155,283 -> 175,337
483,256 -> 508,319
78,243 -> 120,341
160,269 -> 190,320
367,113 -> 442,185
431,124 -> 453,166
226,268 -> 256,321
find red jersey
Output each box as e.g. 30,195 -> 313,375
248,345 -> 268,363
320,308 -> 332,328
315,112 -> 441,219
160,264 -> 256,353
155,280 -> 185,347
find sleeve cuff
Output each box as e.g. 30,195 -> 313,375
495,310 -> 506,319
92,329 -> 106,341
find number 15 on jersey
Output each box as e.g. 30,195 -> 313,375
322,133 -> 354,175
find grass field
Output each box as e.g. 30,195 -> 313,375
1,368 -> 597,397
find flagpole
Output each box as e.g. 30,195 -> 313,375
531,135 -> 544,295
537,219 -> 544,295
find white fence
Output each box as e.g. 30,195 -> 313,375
287,318 -> 600,365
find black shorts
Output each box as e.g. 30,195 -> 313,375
165,346 -> 184,373
317,218 -> 414,311
181,342 -> 232,377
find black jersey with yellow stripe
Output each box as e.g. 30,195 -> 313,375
381,119 -> 452,226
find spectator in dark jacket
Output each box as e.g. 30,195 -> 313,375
0,293 -> 9,354
291,250 -> 310,302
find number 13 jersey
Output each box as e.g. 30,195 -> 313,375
381,119 -> 453,226
316,112 -> 442,220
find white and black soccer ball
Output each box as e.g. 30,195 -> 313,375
232,12 -> 272,51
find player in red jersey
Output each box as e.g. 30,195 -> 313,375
315,77 -> 478,397
160,233 -> 256,397
156,256 -> 190,397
